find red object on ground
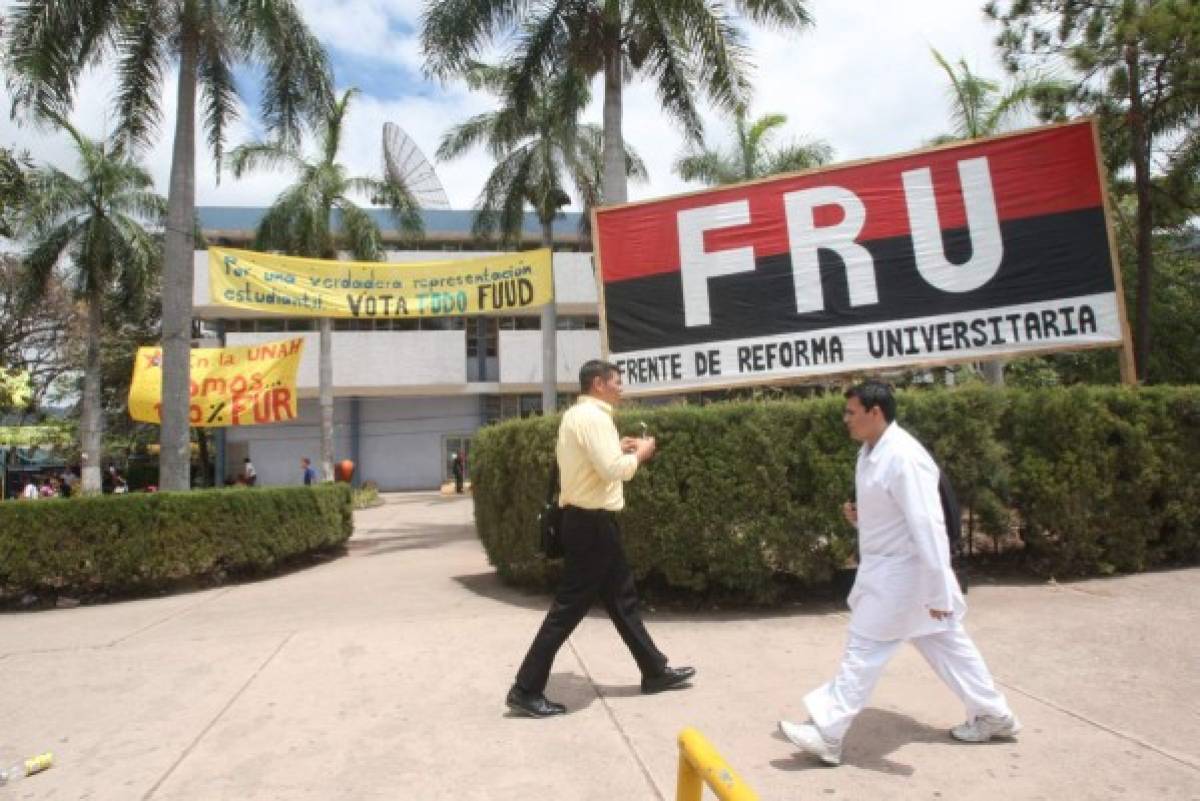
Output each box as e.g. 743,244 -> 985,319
335,460 -> 355,482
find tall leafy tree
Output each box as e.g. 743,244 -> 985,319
4,0 -> 333,489
422,0 -> 814,206
674,107 -> 831,185
230,87 -> 424,481
0,253 -> 77,412
986,0 -> 1200,382
16,116 -> 165,493
438,63 -> 645,247
438,61 -> 645,412
927,46 -> 1066,385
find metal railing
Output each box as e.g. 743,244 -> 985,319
675,727 -> 759,801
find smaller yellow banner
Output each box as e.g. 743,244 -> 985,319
128,338 -> 304,427
209,247 -> 553,318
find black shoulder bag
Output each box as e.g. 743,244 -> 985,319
937,468 -> 968,595
538,463 -> 564,559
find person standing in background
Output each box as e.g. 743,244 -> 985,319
450,452 -> 465,494
301,457 -> 316,486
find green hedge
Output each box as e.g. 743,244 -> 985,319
471,386 -> 1200,602
0,484 -> 353,601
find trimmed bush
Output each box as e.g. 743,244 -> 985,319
471,386 -> 1200,602
0,484 -> 353,601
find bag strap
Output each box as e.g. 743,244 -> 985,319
544,461 -> 560,505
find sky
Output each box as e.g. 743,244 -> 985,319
1,1 -> 1013,213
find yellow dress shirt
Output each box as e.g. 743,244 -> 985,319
557,395 -> 639,511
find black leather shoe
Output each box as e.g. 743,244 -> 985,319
641,665 -> 696,693
506,685 -> 567,718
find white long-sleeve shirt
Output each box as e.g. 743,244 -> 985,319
848,422 -> 966,641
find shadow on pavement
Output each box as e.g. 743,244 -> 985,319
453,569 -> 852,622
452,571 -> 552,611
348,523 -> 478,556
770,708 -> 952,776
544,671 -> 649,713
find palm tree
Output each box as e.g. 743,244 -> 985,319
674,108 -> 832,185
929,48 -> 1064,144
438,62 -> 645,413
929,47 -> 1065,385
5,0 -> 332,491
230,87 -> 424,481
17,116 -> 165,494
422,0 -> 814,206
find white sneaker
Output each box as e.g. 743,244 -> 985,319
778,719 -> 842,766
950,714 -> 1022,742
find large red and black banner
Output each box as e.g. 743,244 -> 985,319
592,119 -> 1130,393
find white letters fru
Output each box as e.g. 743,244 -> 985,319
675,156 -> 1004,327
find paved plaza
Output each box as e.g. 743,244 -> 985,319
1,493 -> 1198,800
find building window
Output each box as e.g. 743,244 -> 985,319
557,315 -> 599,330
497,315 -> 541,331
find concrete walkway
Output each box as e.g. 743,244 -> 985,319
1,492 -> 1198,800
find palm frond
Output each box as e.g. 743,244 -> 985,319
19,218 -> 82,308
198,20 -> 240,175
507,1 -> 573,112
437,112 -> 504,161
3,0 -> 116,119
746,112 -> 788,157
323,88 -> 360,165
420,0 -> 525,79
21,167 -> 88,231
736,0 -> 814,30
244,0 -> 333,147
765,139 -> 832,175
113,0 -> 168,154
630,5 -> 704,143
228,141 -> 305,178
111,189 -> 168,222
472,144 -> 534,246
666,0 -> 752,117
334,199 -> 383,261
674,150 -> 739,185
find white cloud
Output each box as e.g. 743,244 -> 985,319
2,0 -> 1011,212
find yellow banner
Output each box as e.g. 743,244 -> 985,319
128,338 -> 304,427
208,246 -> 553,318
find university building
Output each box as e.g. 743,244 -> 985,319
193,207 -> 602,490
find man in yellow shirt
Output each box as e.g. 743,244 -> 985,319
506,360 -> 696,717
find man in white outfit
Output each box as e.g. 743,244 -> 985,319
780,381 -> 1019,766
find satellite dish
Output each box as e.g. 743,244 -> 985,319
382,122 -> 451,210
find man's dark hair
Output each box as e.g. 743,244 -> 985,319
845,381 -> 896,422
579,359 -> 620,393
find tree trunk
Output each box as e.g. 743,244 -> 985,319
540,219 -> 557,415
195,428 -> 210,487
319,316 -> 334,481
159,21 -> 199,490
601,41 -> 626,205
1125,43 -> 1153,383
980,359 -> 1005,386
79,288 -> 104,494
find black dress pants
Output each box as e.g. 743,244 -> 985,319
515,506 -> 668,694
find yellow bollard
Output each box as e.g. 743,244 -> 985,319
675,727 -> 759,801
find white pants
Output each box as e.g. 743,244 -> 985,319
804,625 -> 1012,742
